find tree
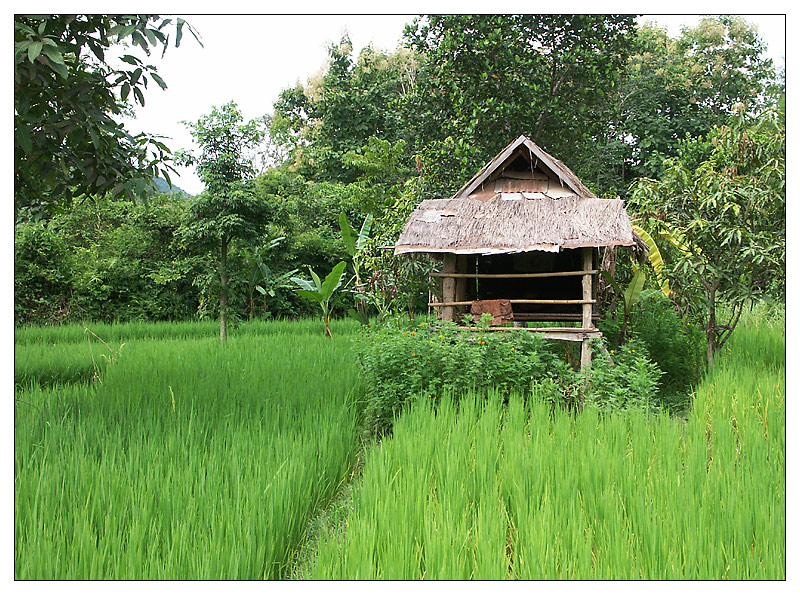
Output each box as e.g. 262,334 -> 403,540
270,37 -> 418,183
178,102 -> 270,342
629,99 -> 785,363
403,14 -> 637,197
14,15 -> 201,221
597,17 -> 779,196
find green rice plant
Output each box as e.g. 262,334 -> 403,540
15,317 -> 363,346
309,313 -> 784,579
15,327 -> 363,579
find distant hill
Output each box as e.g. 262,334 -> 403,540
149,177 -> 191,197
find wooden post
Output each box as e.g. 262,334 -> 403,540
580,247 -> 594,372
441,253 -> 457,322
454,255 -> 468,318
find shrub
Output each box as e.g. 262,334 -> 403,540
598,294 -> 706,412
14,224 -> 72,325
586,338 -> 664,413
355,318 -> 580,435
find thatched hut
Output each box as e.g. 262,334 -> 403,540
394,135 -> 642,369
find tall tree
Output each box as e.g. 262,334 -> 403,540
270,36 -> 418,183
402,14 -> 637,197
178,102 -> 269,342
14,14 -> 201,221
629,100 -> 785,363
597,16 -> 779,196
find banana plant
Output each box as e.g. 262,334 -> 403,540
339,213 -> 373,286
631,223 -> 670,297
340,212 -> 373,318
291,261 -> 348,338
601,265 -> 655,344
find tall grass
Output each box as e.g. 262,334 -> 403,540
308,316 -> 785,579
14,316 -> 363,346
15,329 -> 363,579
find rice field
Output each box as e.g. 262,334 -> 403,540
304,316 -> 785,579
14,315 -> 785,580
14,320 -> 363,579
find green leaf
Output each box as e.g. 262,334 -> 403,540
294,288 -> 323,303
301,266 -> 321,291
41,45 -> 64,65
176,19 -> 184,47
356,214 -> 373,251
16,125 -> 33,155
623,266 -> 646,311
320,261 -> 347,300
27,41 -> 43,62
150,72 -> 167,90
632,223 -> 671,296
600,270 -> 622,297
291,277 -> 316,292
339,212 -> 356,255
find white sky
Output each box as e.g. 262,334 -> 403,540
118,12 -> 787,195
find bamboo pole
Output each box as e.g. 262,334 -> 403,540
460,326 -> 601,332
430,270 -> 600,279
441,253 -> 457,322
429,299 -> 596,307
581,247 -> 594,373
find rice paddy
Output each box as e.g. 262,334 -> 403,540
14,320 -> 362,579
305,316 -> 785,579
14,315 -> 784,580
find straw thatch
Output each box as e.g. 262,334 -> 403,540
394,196 -> 638,255
395,135 -> 642,256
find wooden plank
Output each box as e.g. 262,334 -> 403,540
458,326 -> 603,342
430,270 -> 600,279
513,313 -> 600,321
430,299 -> 596,307
460,326 -> 601,333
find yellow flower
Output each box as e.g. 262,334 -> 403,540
410,331 -> 416,335
430,340 -> 434,344
411,353 -> 416,357
420,323 -> 425,327
379,350 -> 383,353
439,334 -> 444,338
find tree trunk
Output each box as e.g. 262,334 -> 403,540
705,285 -> 716,365
219,238 -> 229,343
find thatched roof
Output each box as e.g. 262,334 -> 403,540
395,135 -> 641,255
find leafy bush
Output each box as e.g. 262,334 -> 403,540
14,224 -> 72,325
599,294 -> 706,412
586,339 -> 664,413
355,318 -> 580,435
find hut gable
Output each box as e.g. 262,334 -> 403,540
452,135 -> 597,200
395,135 -> 638,256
